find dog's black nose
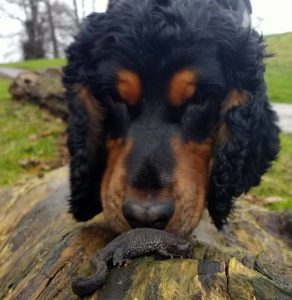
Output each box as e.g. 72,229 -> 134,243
122,199 -> 174,229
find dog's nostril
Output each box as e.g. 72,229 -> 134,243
122,199 -> 174,229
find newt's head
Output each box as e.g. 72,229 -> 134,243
164,235 -> 192,258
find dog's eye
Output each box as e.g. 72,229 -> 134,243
111,92 -> 145,122
105,98 -> 129,138
111,101 -> 128,117
191,84 -> 224,106
165,102 -> 188,123
192,88 -> 208,104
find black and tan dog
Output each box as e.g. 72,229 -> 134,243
63,0 -> 279,236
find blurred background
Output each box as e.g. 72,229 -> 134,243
0,0 -> 291,212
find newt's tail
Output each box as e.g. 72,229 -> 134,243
72,259 -> 107,296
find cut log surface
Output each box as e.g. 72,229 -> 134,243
0,167 -> 291,300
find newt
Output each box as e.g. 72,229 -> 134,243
72,228 -> 192,296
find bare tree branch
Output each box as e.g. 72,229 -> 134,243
72,0 -> 80,27
21,0 -> 28,19
81,0 -> 85,17
44,0 -> 59,58
0,32 -> 22,38
0,0 -> 79,60
0,4 -> 25,22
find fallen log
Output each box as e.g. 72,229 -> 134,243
0,167 -> 291,299
8,69 -> 68,120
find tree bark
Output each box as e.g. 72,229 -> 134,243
72,0 -> 80,27
46,0 -> 59,58
0,167 -> 291,299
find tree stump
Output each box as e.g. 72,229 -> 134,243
0,167 -> 291,299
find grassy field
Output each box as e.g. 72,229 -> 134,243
252,32 -> 292,209
251,133 -> 292,210
0,77 -> 65,185
265,32 -> 292,104
0,58 -> 66,71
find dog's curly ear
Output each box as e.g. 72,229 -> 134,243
208,89 -> 279,229
63,13 -> 107,221
207,26 -> 280,229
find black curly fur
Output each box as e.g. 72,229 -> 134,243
65,90 -> 106,221
63,0 -> 280,228
205,12 -> 280,228
208,94 -> 279,228
63,13 -> 108,221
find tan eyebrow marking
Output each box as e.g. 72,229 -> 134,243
116,70 -> 141,105
167,69 -> 197,106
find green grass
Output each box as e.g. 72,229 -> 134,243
0,77 -> 65,186
263,33 -> 292,210
0,58 -> 66,71
265,32 -> 292,104
250,133 -> 292,210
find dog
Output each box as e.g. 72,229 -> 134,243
63,0 -> 280,236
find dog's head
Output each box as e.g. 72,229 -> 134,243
64,0 -> 279,236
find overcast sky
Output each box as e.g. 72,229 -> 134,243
0,0 -> 292,62
85,0 -> 292,34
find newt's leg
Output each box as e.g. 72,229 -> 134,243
113,248 -> 131,267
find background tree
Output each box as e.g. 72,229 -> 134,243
0,0 -> 46,59
72,0 -> 80,27
0,0 -> 104,61
0,0 -> 79,60
45,0 -> 78,56
45,0 -> 59,58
